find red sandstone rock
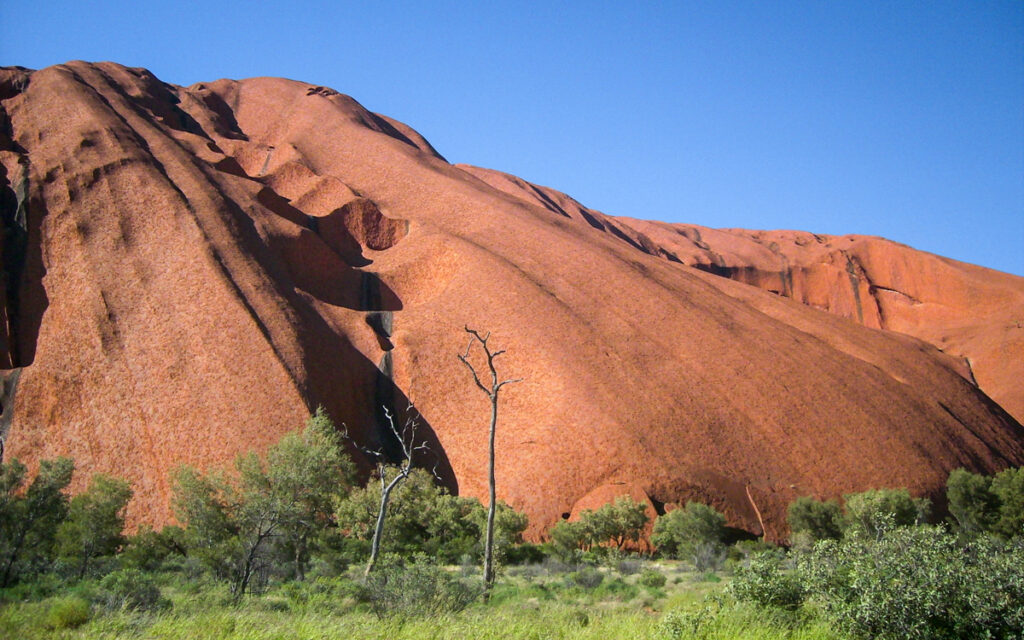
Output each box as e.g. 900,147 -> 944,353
1,62 -> 1022,541
463,165 -> 1024,425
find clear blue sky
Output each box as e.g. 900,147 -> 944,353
3,1 -> 1022,275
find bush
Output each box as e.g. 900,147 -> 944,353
45,596 -> 91,630
567,566 -> 604,590
728,551 -> 805,611
546,496 -> 649,558
363,560 -> 480,619
336,468 -> 526,565
121,525 -> 187,571
651,502 -> 726,561
616,558 -> 643,575
0,457 -> 74,587
95,568 -> 168,612
842,488 -> 929,539
787,496 -> 842,542
56,473 -> 132,580
638,568 -> 666,589
991,467 -> 1024,539
947,469 -> 1000,536
504,542 -> 546,565
945,467 -> 1024,540
658,603 -> 720,640
800,525 -> 1024,639
691,541 -> 726,572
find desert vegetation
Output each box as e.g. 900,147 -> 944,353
1,410 -> 1022,639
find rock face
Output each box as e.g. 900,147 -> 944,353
462,166 -> 1024,425
1,62 -> 1022,540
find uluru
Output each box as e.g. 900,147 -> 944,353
1,61 -> 1022,541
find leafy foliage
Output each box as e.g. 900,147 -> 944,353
56,473 -> 132,579
841,488 -> 929,539
946,466 -> 1024,540
264,407 -> 356,580
362,558 -> 480,619
786,496 -> 843,543
638,568 -> 666,589
172,408 -> 354,598
95,568 -> 168,612
728,551 -> 806,611
800,525 -> 1024,640
121,525 -> 188,572
546,496 -> 649,558
990,466 -> 1024,539
650,501 -> 726,561
43,595 -> 91,630
946,468 -> 1000,536
335,467 -> 525,564
0,457 -> 74,587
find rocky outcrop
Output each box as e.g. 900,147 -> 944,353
1,62 -> 1022,541
462,165 -> 1024,425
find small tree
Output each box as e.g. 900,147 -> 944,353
549,519 -> 588,560
990,467 -> 1024,539
173,409 -> 353,599
56,473 -> 132,579
548,496 -> 649,557
584,496 -> 650,550
947,468 -> 1000,536
458,327 -> 522,595
842,488 -> 930,539
0,457 -> 74,587
336,467 -> 527,564
787,496 -> 843,543
266,407 -> 354,580
651,501 -> 726,562
346,405 -> 435,577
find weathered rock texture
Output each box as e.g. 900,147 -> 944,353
1,62 -> 1022,540
462,166 -> 1024,425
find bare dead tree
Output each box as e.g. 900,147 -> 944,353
346,404 -> 434,578
457,327 -> 522,596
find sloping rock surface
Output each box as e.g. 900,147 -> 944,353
462,164 -> 1024,424
1,62 -> 1022,540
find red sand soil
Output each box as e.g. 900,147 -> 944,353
1,62 -> 1022,540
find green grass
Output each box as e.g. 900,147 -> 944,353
0,561 -> 842,640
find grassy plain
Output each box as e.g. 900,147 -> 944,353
0,560 -> 839,640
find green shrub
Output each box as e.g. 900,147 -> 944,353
592,576 -> 639,601
787,496 -> 843,542
651,502 -> 726,562
0,457 -> 74,587
547,497 -> 649,558
121,525 -> 188,571
728,551 -> 805,611
504,542 -> 546,565
363,560 -> 480,619
842,488 -> 929,539
947,469 -> 1000,536
800,525 -> 1024,639
946,467 -> 1024,540
567,566 -> 604,590
658,603 -> 719,640
56,473 -> 132,580
95,568 -> 168,612
44,596 -> 91,630
336,468 -> 526,565
991,467 -> 1024,539
638,568 -> 666,588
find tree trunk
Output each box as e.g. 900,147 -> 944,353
365,475 -> 402,578
294,538 -> 305,582
483,391 -> 498,596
